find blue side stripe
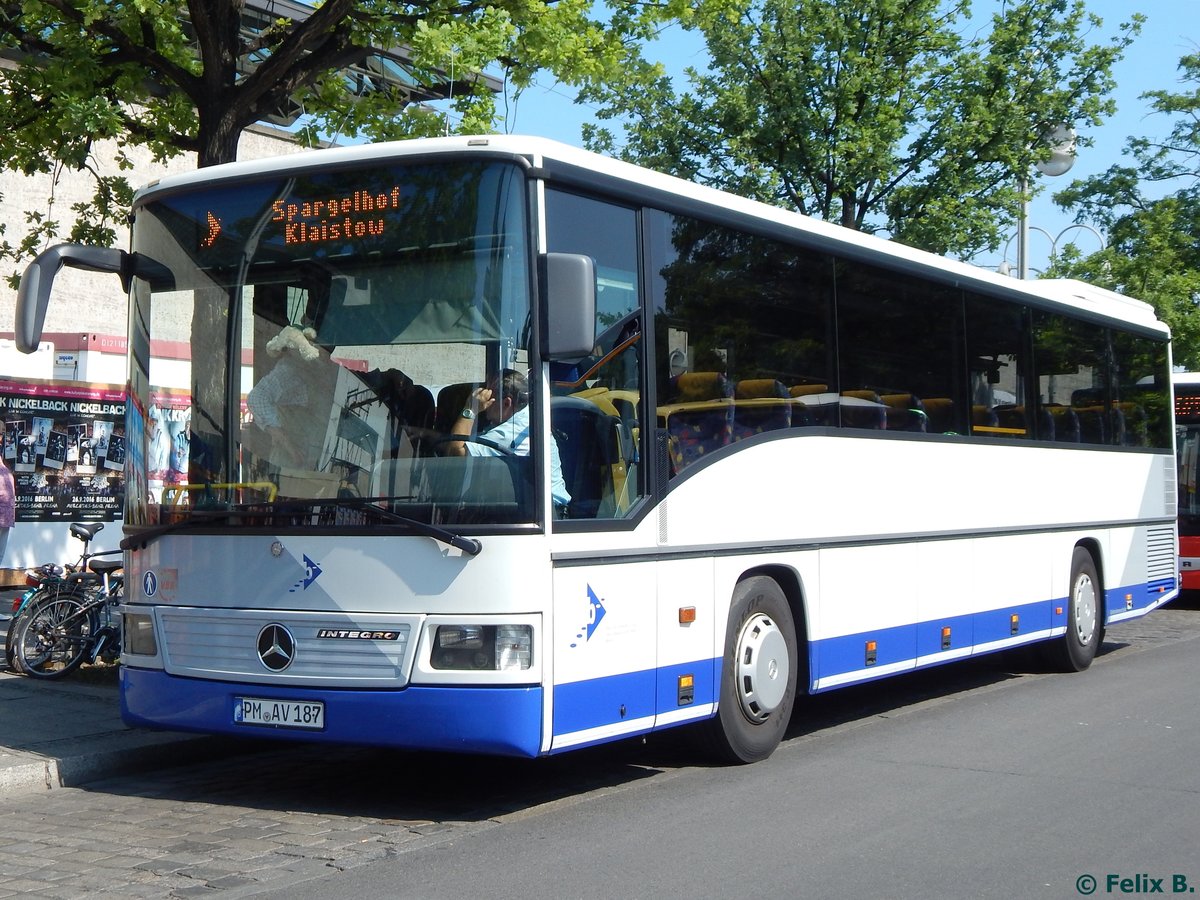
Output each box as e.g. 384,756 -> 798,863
1146,578 -> 1176,603
913,612 -> 975,659
814,581 -> 1165,686
553,669 -> 656,736
552,581 -> 1173,740
553,658 -> 717,737
654,659 -> 717,714
816,597 -> 1057,683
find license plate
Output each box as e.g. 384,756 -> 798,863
234,696 -> 325,730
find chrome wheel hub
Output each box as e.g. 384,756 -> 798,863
735,613 -> 789,722
1074,573 -> 1098,646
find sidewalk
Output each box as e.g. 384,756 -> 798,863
1,611 -> 250,797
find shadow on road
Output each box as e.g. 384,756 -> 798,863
74,599 -> 1200,823
78,649 -> 1049,823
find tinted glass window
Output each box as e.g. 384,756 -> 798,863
965,294 -> 1033,440
1111,329 -> 1171,448
646,210 -> 834,474
1034,311 -> 1113,445
836,262 -> 964,433
546,190 -> 646,518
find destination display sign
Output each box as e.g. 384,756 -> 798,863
200,185 -> 407,251
157,158 -> 527,266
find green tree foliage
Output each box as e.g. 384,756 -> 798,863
1051,54 -> 1200,367
582,0 -> 1138,259
0,0 -> 682,277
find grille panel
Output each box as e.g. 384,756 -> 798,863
1146,525 -> 1176,582
159,608 -> 417,686
1164,456 -> 1178,517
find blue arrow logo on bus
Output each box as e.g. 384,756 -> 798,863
586,584 -> 606,640
303,555 -> 322,589
289,555 -> 323,593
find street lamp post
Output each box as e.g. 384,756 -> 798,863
1016,124 -> 1078,279
1000,222 -> 1107,278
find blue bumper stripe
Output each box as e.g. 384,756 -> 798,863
120,668 -> 544,758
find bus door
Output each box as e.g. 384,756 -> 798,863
549,561 -> 658,752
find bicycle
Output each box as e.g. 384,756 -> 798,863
11,556 -> 124,679
4,522 -> 114,672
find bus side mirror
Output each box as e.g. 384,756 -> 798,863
16,244 -> 127,353
540,252 -> 596,360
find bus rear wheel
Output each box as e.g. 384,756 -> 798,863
704,576 -> 798,764
1047,547 -> 1102,672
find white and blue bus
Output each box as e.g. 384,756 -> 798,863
16,136 -> 1177,763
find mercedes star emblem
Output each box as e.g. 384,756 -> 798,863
256,623 -> 296,672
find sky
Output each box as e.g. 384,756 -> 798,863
493,1 -> 1197,275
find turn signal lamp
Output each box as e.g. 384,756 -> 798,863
677,673 -> 694,706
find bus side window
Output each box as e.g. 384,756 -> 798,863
658,372 -> 735,472
545,188 -> 646,519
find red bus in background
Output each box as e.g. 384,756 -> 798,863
1176,373 -> 1200,590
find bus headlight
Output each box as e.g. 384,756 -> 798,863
123,613 -> 158,656
432,624 -> 532,671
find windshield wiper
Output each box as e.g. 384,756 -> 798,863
121,508 -> 237,552
122,499 -> 482,557
323,497 -> 483,556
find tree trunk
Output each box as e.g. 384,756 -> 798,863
196,103 -> 243,168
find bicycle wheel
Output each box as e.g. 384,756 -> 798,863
13,591 -> 97,679
4,614 -> 24,672
5,584 -> 66,673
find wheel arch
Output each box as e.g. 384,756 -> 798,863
1074,537 -> 1107,623
738,563 -> 811,693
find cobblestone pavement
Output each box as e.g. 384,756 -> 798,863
1,597 -> 1197,899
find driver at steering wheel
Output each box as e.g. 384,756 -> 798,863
443,368 -> 571,514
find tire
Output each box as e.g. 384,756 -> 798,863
4,614 -> 23,673
13,592 -> 96,680
704,576 -> 798,764
1047,546 -> 1103,672
6,587 -> 53,673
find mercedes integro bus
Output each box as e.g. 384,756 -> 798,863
15,136 -> 1178,763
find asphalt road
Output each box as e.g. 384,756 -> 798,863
1,595 -> 1197,899
248,599 -> 1200,900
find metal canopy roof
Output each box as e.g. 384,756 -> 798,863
0,0 -> 503,127
240,0 -> 504,125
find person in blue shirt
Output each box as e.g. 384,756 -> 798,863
443,369 -> 571,514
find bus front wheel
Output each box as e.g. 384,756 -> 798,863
704,576 -> 798,764
1048,547 -> 1103,672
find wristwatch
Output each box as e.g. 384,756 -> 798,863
460,407 -> 475,420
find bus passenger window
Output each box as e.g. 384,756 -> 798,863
546,189 -> 646,519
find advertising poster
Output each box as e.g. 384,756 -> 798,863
147,387 -> 193,509
0,379 -> 126,522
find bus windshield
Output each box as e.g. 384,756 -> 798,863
126,159 -> 538,529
